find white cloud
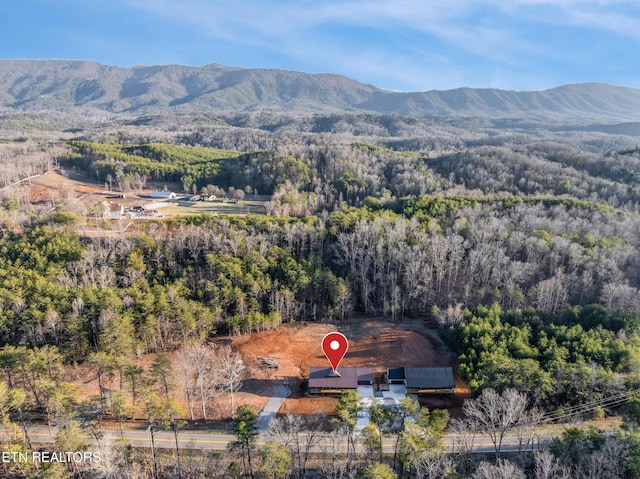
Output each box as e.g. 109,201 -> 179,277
564,9 -> 640,38
121,1 -> 540,64
82,0 -> 640,89
487,0 -> 640,36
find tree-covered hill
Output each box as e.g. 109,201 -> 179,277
1,80 -> 640,478
3,60 -> 640,121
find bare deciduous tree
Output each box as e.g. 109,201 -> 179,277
415,452 -> 456,479
216,345 -> 245,418
472,459 -> 526,479
463,388 -> 529,459
177,342 -> 219,420
533,451 -> 570,479
318,426 -> 350,479
269,414 -> 324,479
578,438 -> 626,479
449,416 -> 479,476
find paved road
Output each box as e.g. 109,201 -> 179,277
8,426 -> 557,455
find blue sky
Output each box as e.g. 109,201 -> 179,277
3,0 -> 640,92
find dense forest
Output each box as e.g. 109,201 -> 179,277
1,110 -> 640,478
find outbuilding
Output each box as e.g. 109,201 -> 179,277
150,191 -> 176,199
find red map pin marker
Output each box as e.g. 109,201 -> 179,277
321,332 -> 349,376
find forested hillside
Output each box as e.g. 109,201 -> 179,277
1,112 -> 639,386
4,60 -> 640,121
1,86 -> 640,477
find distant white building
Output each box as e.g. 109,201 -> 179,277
150,191 -> 176,199
98,201 -> 124,219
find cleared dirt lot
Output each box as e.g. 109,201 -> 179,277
26,171 -> 270,217
235,321 -> 452,378
232,320 -> 468,417
68,309 -> 468,423
27,170 -> 146,207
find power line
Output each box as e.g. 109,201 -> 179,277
540,387 -> 640,423
542,388 -> 637,419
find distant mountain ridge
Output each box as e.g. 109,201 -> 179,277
2,59 -> 640,122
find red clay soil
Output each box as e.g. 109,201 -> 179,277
232,321 -> 470,416
20,172 -> 104,204
31,171 -> 104,194
234,322 -> 452,381
25,185 -> 56,203
24,172 -> 173,214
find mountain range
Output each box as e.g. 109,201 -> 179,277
2,59 -> 640,122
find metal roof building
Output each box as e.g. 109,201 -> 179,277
308,366 -> 373,393
150,191 -> 176,199
387,367 -> 405,383
386,367 -> 455,394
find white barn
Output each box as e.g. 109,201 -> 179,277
150,191 -> 176,199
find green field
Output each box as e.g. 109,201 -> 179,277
159,200 -> 268,216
